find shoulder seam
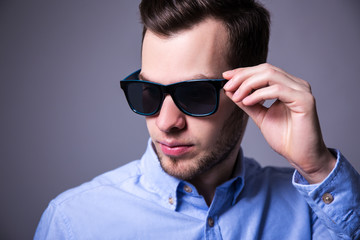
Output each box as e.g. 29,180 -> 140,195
54,161 -> 142,205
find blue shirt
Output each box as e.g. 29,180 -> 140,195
35,139 -> 360,239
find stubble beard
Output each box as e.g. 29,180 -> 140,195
157,107 -> 247,181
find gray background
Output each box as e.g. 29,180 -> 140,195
1,0 -> 359,239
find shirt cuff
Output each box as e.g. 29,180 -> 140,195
292,149 -> 360,239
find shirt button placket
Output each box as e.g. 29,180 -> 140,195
207,217 -> 215,228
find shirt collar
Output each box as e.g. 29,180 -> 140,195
141,139 -> 181,210
140,138 -> 245,210
214,148 -> 245,206
231,148 -> 246,205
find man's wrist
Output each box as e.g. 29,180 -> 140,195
300,149 -> 337,184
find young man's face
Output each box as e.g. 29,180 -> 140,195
141,18 -> 247,180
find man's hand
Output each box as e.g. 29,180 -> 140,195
223,63 -> 336,184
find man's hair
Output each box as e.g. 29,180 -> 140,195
139,0 -> 270,68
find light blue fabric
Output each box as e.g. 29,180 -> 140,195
34,139 -> 360,239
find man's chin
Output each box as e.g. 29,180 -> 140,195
158,156 -> 201,180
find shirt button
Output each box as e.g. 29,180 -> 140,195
168,197 -> 174,205
184,185 -> 192,193
208,217 -> 214,227
322,193 -> 334,204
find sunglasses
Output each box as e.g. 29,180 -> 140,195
120,69 -> 228,117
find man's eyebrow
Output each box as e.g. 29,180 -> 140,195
139,72 -> 221,81
191,74 -> 220,80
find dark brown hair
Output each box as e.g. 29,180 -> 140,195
139,0 -> 270,68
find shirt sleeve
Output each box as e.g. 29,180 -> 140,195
292,149 -> 360,239
34,201 -> 74,240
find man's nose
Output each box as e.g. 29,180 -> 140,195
155,95 -> 186,133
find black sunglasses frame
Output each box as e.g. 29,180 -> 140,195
120,69 -> 228,117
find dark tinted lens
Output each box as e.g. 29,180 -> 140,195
126,82 -> 162,114
175,82 -> 217,115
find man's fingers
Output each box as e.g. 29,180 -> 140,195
225,91 -> 267,128
223,64 -> 310,102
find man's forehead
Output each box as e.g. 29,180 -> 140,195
141,18 -> 229,84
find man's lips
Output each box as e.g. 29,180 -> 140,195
158,141 -> 194,157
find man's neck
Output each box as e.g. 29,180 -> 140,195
189,147 -> 240,206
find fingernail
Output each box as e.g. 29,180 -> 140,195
223,70 -> 234,78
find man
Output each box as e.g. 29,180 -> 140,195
35,0 -> 360,239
